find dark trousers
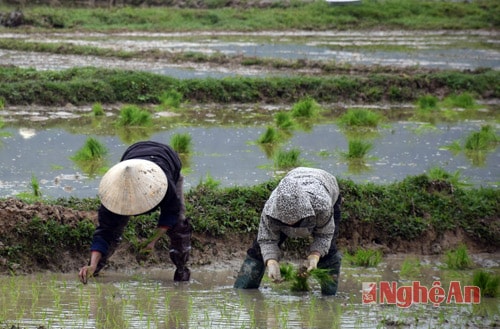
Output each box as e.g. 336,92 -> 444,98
234,195 -> 342,292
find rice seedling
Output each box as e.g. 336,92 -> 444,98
444,244 -> 473,270
274,111 -> 295,131
273,148 -> 302,170
337,108 -> 383,128
464,125 -> 498,152
257,126 -> 279,144
158,90 -> 183,110
399,257 -> 421,278
170,132 -> 192,154
442,92 -> 478,110
472,270 -> 500,297
344,248 -> 382,267
416,94 -> 440,111
71,137 -> 108,162
279,263 -> 335,292
116,104 -> 152,127
30,174 -> 42,198
92,102 -> 105,116
341,139 -> 373,160
291,97 -> 322,119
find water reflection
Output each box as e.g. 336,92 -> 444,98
0,117 -> 498,198
0,257 -> 499,329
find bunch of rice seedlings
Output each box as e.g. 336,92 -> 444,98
116,105 -> 152,127
258,126 -> 279,144
291,97 -> 322,119
464,125 -> 498,151
472,270 -> 500,297
417,94 -> 440,111
71,137 -> 108,162
444,244 -> 473,270
273,148 -> 302,170
170,132 -> 192,154
338,108 -> 382,128
280,264 -> 334,292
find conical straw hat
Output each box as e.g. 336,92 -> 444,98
98,159 -> 168,215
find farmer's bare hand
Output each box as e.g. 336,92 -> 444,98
267,259 -> 282,283
305,253 -> 320,272
79,265 -> 96,284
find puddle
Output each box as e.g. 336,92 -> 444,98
0,254 -> 499,328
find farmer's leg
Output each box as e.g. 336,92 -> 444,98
234,233 -> 287,289
317,195 -> 343,295
167,217 -> 192,281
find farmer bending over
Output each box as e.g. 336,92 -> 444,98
79,141 -> 192,284
234,167 -> 342,295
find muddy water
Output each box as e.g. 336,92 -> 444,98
0,254 -> 499,328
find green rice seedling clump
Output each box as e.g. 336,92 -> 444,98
116,104 -> 152,127
472,270 -> 500,297
273,148 -> 302,170
417,94 -> 439,111
170,132 -> 192,154
159,90 -> 183,109
343,139 -> 373,160
338,109 -> 382,128
345,248 -> 382,267
442,92 -> 477,109
464,125 -> 498,151
258,126 -> 279,144
92,102 -> 105,116
291,97 -> 322,119
444,244 -> 473,270
274,112 -> 295,131
71,137 -> 108,162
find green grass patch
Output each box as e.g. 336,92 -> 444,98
3,1 -> 497,31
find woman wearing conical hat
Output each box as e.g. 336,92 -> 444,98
79,141 -> 192,283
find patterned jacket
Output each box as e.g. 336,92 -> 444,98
257,167 -> 340,263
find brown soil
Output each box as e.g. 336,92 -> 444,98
0,198 -> 497,275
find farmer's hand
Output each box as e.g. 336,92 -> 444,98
79,265 -> 96,284
267,259 -> 282,282
305,253 -> 320,272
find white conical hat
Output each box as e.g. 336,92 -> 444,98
98,159 -> 168,215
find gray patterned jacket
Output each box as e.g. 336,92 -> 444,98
257,167 -> 340,263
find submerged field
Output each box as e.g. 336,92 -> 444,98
0,0 -> 499,328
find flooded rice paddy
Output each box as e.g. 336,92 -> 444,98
1,254 -> 499,328
0,30 -> 499,77
0,104 -> 498,198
